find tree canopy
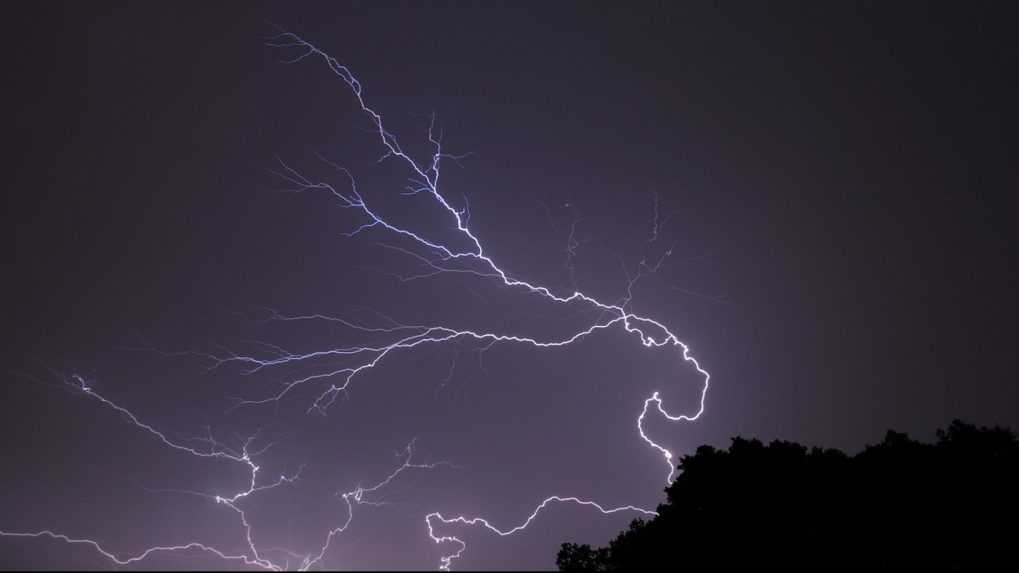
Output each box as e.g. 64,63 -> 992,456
558,420 -> 1018,570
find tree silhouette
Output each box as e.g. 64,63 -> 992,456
558,420 -> 1018,570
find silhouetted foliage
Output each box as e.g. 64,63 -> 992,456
558,420 -> 1018,570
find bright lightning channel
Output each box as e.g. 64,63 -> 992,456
1,31 -> 711,570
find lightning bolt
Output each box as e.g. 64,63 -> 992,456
1,375 -> 452,570
3,30 -> 712,571
258,29 -> 710,469
257,31 -> 711,568
424,497 -> 659,571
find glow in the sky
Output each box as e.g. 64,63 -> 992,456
1,31 -> 710,570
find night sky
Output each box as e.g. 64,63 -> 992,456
3,1 -> 1017,570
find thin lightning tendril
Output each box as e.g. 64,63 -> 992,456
1,376 -> 452,571
2,31 -> 711,570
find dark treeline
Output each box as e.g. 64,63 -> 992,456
558,421 -> 1018,570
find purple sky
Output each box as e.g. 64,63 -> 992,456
3,2 -> 1017,570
